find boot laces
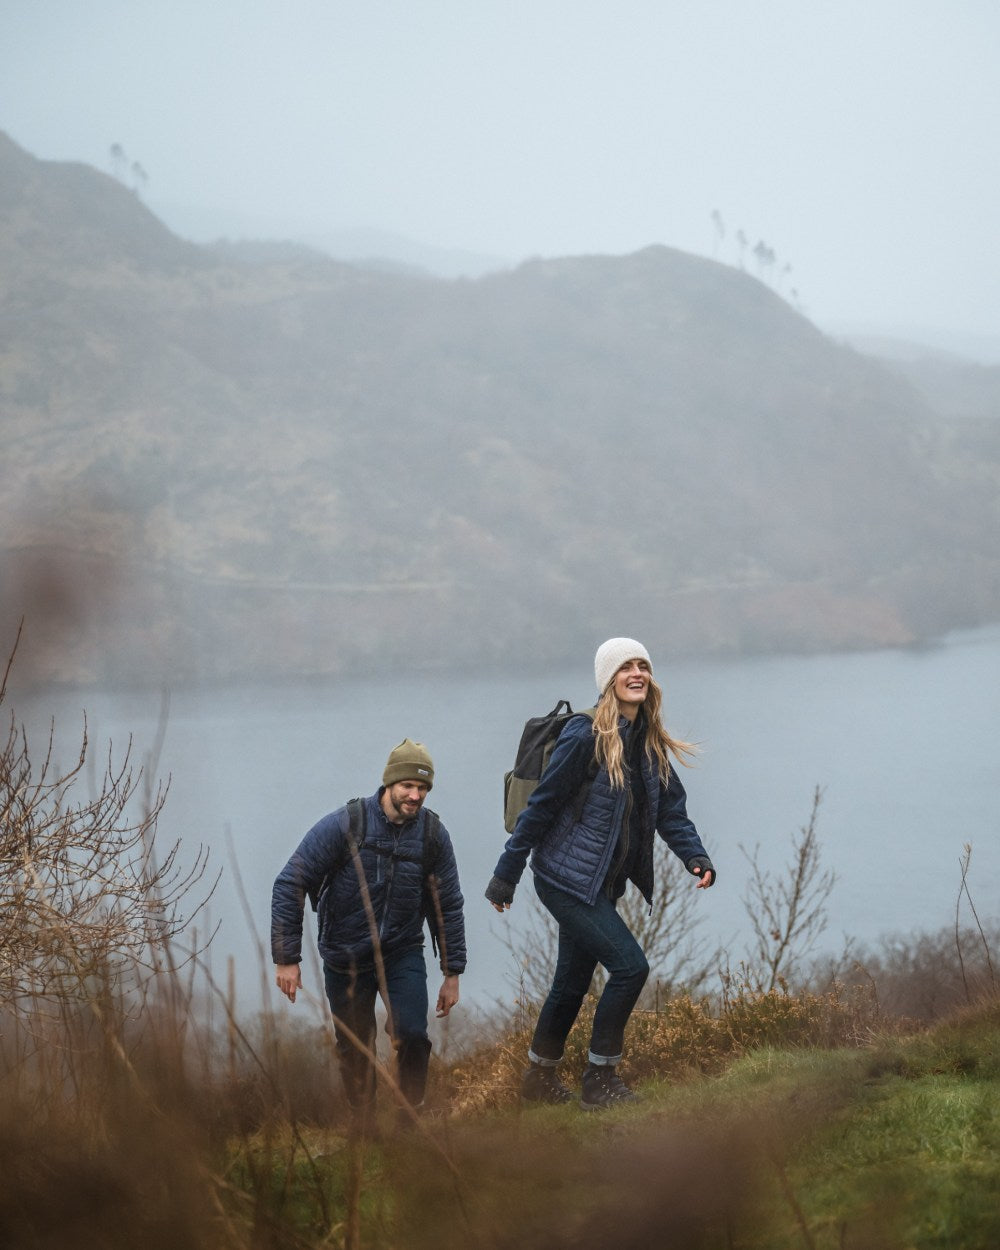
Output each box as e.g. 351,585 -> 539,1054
592,1066 -> 634,1099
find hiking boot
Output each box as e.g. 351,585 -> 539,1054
521,1062 -> 574,1105
580,1064 -> 640,1111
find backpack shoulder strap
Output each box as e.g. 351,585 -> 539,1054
420,806 -> 445,959
569,708 -> 599,820
345,795 -> 367,854
308,797 -> 367,912
564,706 -> 598,773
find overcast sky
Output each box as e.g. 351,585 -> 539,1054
3,1 -> 998,351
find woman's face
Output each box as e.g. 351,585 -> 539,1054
612,658 -> 651,713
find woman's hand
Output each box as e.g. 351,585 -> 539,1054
689,856 -> 716,889
485,874 -> 516,912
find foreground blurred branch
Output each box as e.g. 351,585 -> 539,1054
0,629 -> 217,1008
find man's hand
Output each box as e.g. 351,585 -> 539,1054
275,963 -> 302,1002
436,974 -> 460,1018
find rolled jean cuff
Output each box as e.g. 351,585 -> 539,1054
588,1050 -> 622,1067
528,1049 -> 562,1067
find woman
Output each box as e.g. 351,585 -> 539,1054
485,637 -> 716,1110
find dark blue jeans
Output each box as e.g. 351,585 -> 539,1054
530,874 -> 649,1066
324,945 -> 432,1107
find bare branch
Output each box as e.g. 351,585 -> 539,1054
740,786 -> 835,991
0,636 -> 219,1011
956,843 -> 997,1000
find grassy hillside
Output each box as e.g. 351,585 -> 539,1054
2,131 -> 998,686
3,987 -> 997,1249
409,1004 -> 1000,1250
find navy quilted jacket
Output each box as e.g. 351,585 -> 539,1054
493,712 -> 709,906
271,791 -> 467,975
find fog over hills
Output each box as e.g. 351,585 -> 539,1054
2,132 -> 998,687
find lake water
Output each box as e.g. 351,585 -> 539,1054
11,627 -> 999,1016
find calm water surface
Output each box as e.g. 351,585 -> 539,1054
14,627 -> 1000,1014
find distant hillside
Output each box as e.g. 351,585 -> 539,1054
1,131 -> 998,687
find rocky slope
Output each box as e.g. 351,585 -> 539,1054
1,132 -> 997,686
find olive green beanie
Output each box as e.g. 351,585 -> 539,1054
382,738 -> 434,789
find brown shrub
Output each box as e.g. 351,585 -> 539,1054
443,979 -> 885,1113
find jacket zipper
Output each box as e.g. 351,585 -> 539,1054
605,783 -> 633,898
584,785 -> 628,905
377,825 -> 403,945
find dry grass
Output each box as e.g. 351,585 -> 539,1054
1,943 -> 998,1249
444,977 -> 889,1115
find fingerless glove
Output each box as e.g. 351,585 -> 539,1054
687,856 -> 717,886
484,875 -> 516,906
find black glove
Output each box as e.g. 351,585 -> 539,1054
688,856 -> 716,887
485,875 -> 516,907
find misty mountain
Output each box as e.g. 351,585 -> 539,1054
846,338 -> 1000,423
1,131 -> 998,687
156,199 -> 511,280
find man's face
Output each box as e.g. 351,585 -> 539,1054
383,779 -> 430,824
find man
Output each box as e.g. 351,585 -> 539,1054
271,738 -> 466,1119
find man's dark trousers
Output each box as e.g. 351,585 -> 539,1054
324,946 -> 432,1110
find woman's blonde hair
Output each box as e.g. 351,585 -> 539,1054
592,674 -> 696,789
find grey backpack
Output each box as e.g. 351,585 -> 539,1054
503,701 -> 596,832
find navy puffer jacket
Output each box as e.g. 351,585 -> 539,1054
493,712 -> 710,906
271,791 -> 467,975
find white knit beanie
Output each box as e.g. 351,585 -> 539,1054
594,637 -> 652,695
